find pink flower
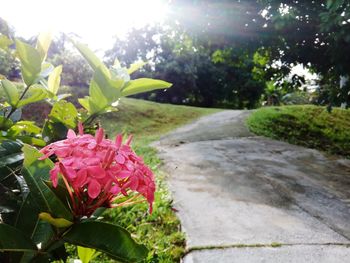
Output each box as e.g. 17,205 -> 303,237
40,123 -> 155,217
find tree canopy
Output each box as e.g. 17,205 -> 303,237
1,1 -> 349,108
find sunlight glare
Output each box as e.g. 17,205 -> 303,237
0,0 -> 168,50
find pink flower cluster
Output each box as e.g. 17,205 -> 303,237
39,123 -> 155,217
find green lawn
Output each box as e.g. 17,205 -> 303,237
96,98 -> 220,262
246,105 -> 350,158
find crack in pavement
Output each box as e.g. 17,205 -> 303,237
186,242 -> 350,254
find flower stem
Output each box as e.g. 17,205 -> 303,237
61,174 -> 77,215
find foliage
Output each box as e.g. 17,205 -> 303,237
258,0 -> 350,105
281,91 -> 311,105
0,18 -> 19,80
109,0 -> 349,108
50,49 -> 93,87
247,105 -> 350,157
0,20 -> 172,262
211,47 -> 266,108
0,49 -> 20,80
105,25 -> 267,108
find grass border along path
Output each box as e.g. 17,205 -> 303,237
246,105 -> 350,158
99,98 -> 220,262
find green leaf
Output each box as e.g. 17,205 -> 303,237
0,152 -> 23,167
15,136 -> 46,147
42,121 -> 68,143
0,223 -> 38,252
49,100 -> 78,129
87,98 -> 105,115
56,93 -> 71,101
0,79 -> 19,107
72,41 -> 110,76
40,62 -> 54,78
0,35 -> 13,50
50,244 -> 68,262
0,139 -> 23,156
32,220 -> 56,248
110,67 -> 130,82
78,246 -> 101,263
78,96 -> 104,115
16,85 -> 48,108
21,144 -> 73,220
47,65 -> 62,95
89,79 -> 108,105
14,192 -> 41,238
43,179 -> 71,209
0,140 -> 23,184
13,214 -> 56,263
0,116 -> 13,130
0,149 -> 23,225
0,183 -> 20,225
39,212 -> 73,228
0,140 -> 24,225
92,67 -> 123,102
15,39 -> 42,86
121,78 -> 172,97
84,67 -> 124,115
63,221 -> 148,262
7,121 -> 41,137
36,31 -> 52,62
78,97 -> 91,112
127,62 -> 146,75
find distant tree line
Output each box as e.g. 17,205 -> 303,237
1,1 -> 349,109
104,0 -> 350,108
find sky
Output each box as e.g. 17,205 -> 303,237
0,0 -> 169,51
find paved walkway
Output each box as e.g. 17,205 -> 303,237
153,111 -> 350,262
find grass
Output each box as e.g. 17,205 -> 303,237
246,105 -> 350,158
95,98 -> 220,262
100,98 -> 220,143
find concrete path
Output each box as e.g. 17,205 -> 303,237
153,110 -> 350,262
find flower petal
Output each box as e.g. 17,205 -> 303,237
65,166 -> 77,180
74,169 -> 88,187
126,135 -> 133,145
50,164 -> 60,187
87,141 -> 97,150
88,165 -> 106,179
88,179 -> 101,199
95,128 -> 104,144
115,134 -> 123,148
67,129 -> 76,139
116,170 -> 132,179
84,157 -> 100,166
110,185 -> 121,195
55,147 -> 72,158
78,122 -> 84,135
116,153 -> 125,164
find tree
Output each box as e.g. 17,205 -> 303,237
168,0 -> 350,106
0,18 -> 20,79
258,0 -> 350,105
50,49 -> 93,87
104,23 -> 266,108
0,48 -> 19,79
